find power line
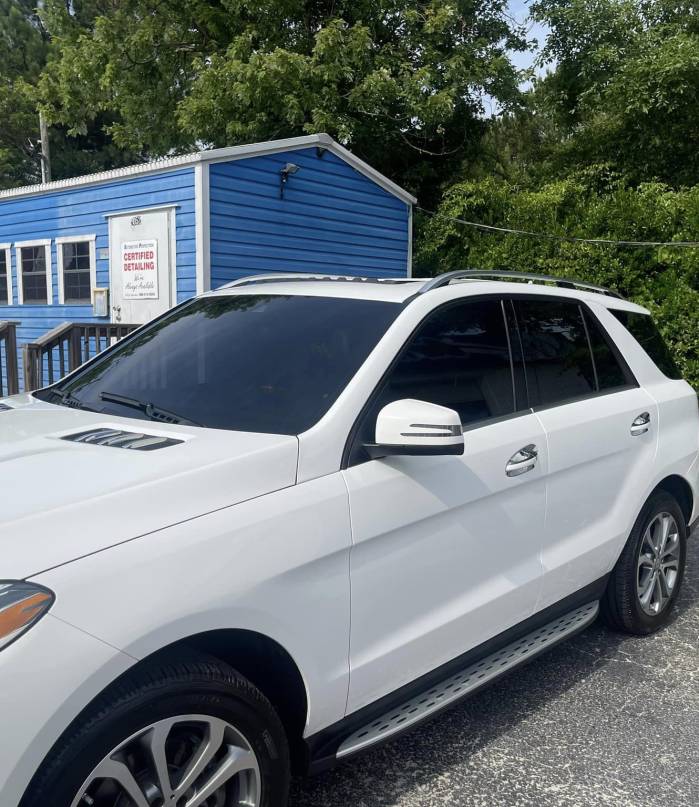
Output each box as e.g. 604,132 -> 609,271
417,206 -> 699,249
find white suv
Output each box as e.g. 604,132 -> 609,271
1,271 -> 697,807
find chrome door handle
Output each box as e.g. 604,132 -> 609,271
631,412 -> 651,436
506,444 -> 539,477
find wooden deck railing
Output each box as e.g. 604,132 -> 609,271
0,321 -> 20,396
23,322 -> 138,392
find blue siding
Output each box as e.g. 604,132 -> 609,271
209,148 -> 409,287
0,169 -> 196,388
0,143 -> 411,392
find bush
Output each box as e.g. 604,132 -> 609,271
415,176 -> 699,387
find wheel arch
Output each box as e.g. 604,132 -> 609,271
653,475 -> 694,526
158,628 -> 311,772
19,628 -> 311,806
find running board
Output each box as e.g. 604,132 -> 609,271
337,600 -> 599,758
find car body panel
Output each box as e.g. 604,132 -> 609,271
0,395 -> 298,579
342,413 -> 547,713
533,386 -> 659,611
32,472 -> 353,738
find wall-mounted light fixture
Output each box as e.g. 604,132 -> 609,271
279,163 -> 300,199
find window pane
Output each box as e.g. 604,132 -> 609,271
21,246 -> 47,303
611,309 -> 682,380
515,299 -> 595,407
583,310 -> 630,390
0,251 -> 6,304
64,272 -> 91,302
49,295 -> 401,434
62,242 -> 92,302
373,299 -> 515,426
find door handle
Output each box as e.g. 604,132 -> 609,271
631,412 -> 651,436
506,444 -> 539,477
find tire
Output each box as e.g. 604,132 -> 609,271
21,654 -> 290,807
602,491 -> 687,635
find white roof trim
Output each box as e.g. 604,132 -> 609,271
103,203 -> 181,218
0,134 -> 417,206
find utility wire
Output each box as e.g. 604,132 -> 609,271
417,206 -> 699,249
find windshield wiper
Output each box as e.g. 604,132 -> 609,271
99,391 -> 200,427
47,388 -> 92,411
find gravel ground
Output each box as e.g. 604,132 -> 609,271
290,531 -> 699,807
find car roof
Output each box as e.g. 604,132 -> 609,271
206,273 -> 649,313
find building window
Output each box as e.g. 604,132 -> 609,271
0,246 -> 10,304
57,236 -> 95,305
62,242 -> 91,303
16,242 -> 51,305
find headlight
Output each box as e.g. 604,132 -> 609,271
0,581 -> 54,651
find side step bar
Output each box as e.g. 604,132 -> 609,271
337,601 -> 599,758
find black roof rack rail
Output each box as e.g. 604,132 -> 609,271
418,270 -> 624,299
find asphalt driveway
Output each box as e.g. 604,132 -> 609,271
291,532 -> 699,807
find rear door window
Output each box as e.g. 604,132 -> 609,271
514,299 -> 596,407
610,309 -> 682,380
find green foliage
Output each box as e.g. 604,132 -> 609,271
0,0 -> 47,185
37,0 -> 528,202
530,0 -> 699,187
416,176 -> 699,386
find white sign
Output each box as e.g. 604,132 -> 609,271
121,239 -> 159,300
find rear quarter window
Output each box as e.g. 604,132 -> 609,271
610,310 -> 682,380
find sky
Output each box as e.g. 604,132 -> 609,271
507,0 -> 549,74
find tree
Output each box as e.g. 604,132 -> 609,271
0,1 -> 144,187
39,0 -> 529,202
0,0 -> 48,185
530,0 -> 699,187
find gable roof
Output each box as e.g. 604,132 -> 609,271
0,134 -> 417,205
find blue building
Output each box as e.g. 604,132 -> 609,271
0,134 -> 415,388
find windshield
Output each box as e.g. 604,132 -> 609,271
37,294 -> 401,434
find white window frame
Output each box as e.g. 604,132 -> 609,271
15,239 -> 52,305
0,243 -> 11,304
56,234 -> 97,305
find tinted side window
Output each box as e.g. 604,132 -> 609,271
375,299 -> 515,425
611,309 -> 682,380
582,310 -> 631,390
515,299 -> 595,407
349,299 -> 516,463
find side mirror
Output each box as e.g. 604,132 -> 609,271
364,399 -> 464,459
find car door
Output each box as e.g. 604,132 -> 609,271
511,296 -> 658,611
342,296 -> 547,714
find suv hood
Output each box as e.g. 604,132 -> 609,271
0,395 -> 298,579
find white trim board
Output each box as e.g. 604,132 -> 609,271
194,162 -> 210,294
0,243 -> 11,305
103,204 -> 181,219
15,239 -> 52,305
55,234 -> 97,305
0,134 -> 417,206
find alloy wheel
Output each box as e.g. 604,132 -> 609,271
71,714 -> 261,807
636,512 -> 681,617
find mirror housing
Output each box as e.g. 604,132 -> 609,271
365,399 -> 464,459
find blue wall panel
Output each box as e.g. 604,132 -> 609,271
0,169 -> 196,388
209,148 -> 409,287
